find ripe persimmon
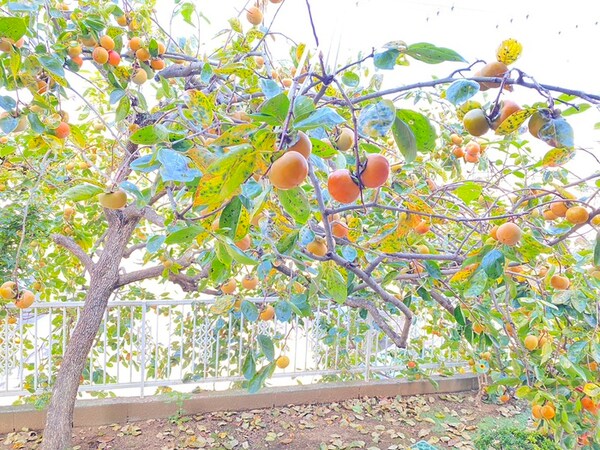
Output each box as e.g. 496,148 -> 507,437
489,225 -> 499,240
99,35 -> 115,51
582,396 -> 596,412
15,290 -> 34,309
235,235 -> 252,251
136,47 -> 151,61
331,220 -> 349,239
221,279 -> 236,294
99,190 -> 127,209
107,50 -> 120,67
452,146 -> 465,158
150,58 -> 165,71
565,206 -> 589,224
532,404 -> 543,419
473,323 -> 485,334
524,335 -> 539,351
246,6 -> 263,25
550,274 -> 570,290
287,131 -> 312,159
549,201 -> 568,218
450,133 -> 463,145
464,141 -> 481,156
276,355 -> 290,368
491,99 -> 521,130
464,152 -> 479,164
541,404 -> 556,420
360,154 -> 389,188
268,151 -> 308,190
328,169 -> 360,204
241,275 -> 258,290
496,222 -> 522,246
92,47 -> 109,64
414,220 -> 430,235
307,239 -> 327,257
477,61 -> 509,89
129,37 -> 142,51
259,304 -> 275,321
543,209 -> 557,221
54,122 -> 71,139
528,110 -> 550,139
0,281 -> 17,299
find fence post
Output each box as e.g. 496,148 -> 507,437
140,303 -> 146,398
365,315 -> 373,381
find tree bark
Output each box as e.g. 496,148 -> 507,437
41,209 -> 140,450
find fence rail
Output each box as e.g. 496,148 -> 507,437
0,297 -> 463,404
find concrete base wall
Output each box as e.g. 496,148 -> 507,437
0,375 -> 478,433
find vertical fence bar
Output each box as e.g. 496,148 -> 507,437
140,303 -> 146,397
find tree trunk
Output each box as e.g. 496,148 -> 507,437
41,210 -> 140,450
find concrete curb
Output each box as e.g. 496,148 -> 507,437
0,375 -> 478,433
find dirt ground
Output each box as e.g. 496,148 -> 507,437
1,392 -> 526,450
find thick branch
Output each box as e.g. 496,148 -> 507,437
52,234 -> 94,274
142,207 -> 166,227
123,243 -> 146,258
429,290 -> 456,315
349,76 -> 600,105
115,255 -> 195,288
346,297 -> 405,348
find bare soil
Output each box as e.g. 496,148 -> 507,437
1,392 -> 526,450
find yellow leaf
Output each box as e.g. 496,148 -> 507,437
496,38 -> 523,65
186,146 -> 216,171
347,217 -> 362,243
456,100 -> 482,121
194,146 -> 257,207
542,147 -> 575,167
495,109 -> 534,135
450,264 -> 479,284
211,124 -> 255,147
584,383 -> 600,398
209,295 -> 236,315
185,90 -> 214,127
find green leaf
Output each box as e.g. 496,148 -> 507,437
373,48 -> 400,70
481,249 -> 505,279
391,117 -> 416,162
0,95 -> 16,111
115,95 -> 130,122
321,262 -> 347,304
38,54 -> 65,78
223,238 -> 258,265
455,182 -> 483,205
358,100 -> 395,138
219,196 -> 249,240
406,42 -> 466,64
257,334 -> 275,361
276,231 -> 299,255
341,71 -> 360,87
292,96 -> 315,119
274,301 -> 293,322
445,80 -> 480,105
311,138 -> 337,158
146,235 -> 165,254
130,124 -> 170,145
62,183 -> 104,202
248,362 -> 276,393
395,109 -> 436,153
157,149 -> 201,182
180,2 -> 196,26
294,107 -> 345,130
416,287 -> 432,302
463,269 -> 487,297
165,225 -> 204,245
276,187 -> 310,225
259,92 -> 290,124
594,233 -> 600,267
0,17 -> 27,41
241,352 -> 256,381
259,78 -> 282,99
423,261 -> 442,279
241,300 -> 259,321
538,118 -> 574,148
453,305 -> 465,325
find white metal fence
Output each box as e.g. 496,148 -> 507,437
0,297 -> 463,404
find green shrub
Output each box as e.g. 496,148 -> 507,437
474,426 -> 560,450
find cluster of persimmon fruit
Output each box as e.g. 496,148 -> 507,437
0,280 -> 37,309
62,8 -> 167,86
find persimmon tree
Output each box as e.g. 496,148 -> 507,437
0,0 -> 599,449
